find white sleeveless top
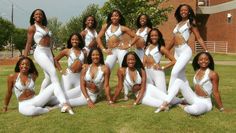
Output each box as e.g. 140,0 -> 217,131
68,48 -> 85,68
84,28 -> 98,48
193,68 -> 213,96
34,23 -> 52,44
136,27 -> 148,42
105,24 -> 122,42
173,19 -> 190,42
14,74 -> 35,100
145,45 -> 162,64
84,65 -> 104,90
124,68 -> 142,89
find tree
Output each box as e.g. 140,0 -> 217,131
47,17 -> 63,48
0,17 -> 15,50
100,0 -> 173,29
13,28 -> 27,55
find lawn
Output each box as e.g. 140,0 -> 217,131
0,53 -> 236,133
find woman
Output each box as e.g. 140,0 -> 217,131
177,52 -> 224,115
54,33 -> 85,91
80,15 -> 98,54
3,57 -> 73,116
112,51 -> 181,107
62,48 -> 113,108
96,9 -> 138,71
143,28 -> 176,93
23,9 -> 73,114
135,14 -> 152,61
156,4 -> 208,112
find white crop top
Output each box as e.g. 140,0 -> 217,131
34,23 -> 52,44
124,68 -> 142,89
84,65 -> 104,89
145,45 -> 162,64
136,27 -> 148,42
173,20 -> 190,42
105,24 -> 122,42
68,48 -> 85,68
14,74 -> 35,100
193,68 -> 213,96
84,28 -> 98,48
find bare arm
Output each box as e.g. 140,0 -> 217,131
3,74 -> 16,112
54,49 -> 68,72
103,65 -> 112,103
211,71 -> 224,111
112,68 -> 125,102
96,24 -> 107,50
121,26 -> 138,47
134,69 -> 146,104
160,46 -> 176,70
191,21 -> 208,51
166,37 -> 175,51
24,26 -> 35,56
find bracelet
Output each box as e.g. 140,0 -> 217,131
128,43 -> 131,47
205,50 -> 208,52
86,98 -> 90,101
220,107 -> 224,112
59,70 -> 63,73
109,100 -> 113,104
133,102 -> 137,106
102,48 -> 106,52
161,66 -> 165,70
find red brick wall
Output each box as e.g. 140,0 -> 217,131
209,0 -> 232,5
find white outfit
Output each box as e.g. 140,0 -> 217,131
179,68 -> 213,115
123,68 -> 181,107
64,65 -> 104,106
165,19 -> 193,103
144,45 -> 166,93
104,24 -> 127,70
33,23 -> 67,104
135,27 -> 148,61
15,74 -> 60,116
61,48 -> 85,91
83,28 -> 98,53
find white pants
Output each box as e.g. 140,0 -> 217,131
146,68 -> 167,93
166,43 -> 192,103
135,48 -> 144,62
61,69 -> 80,91
18,84 -> 59,116
34,45 -> 66,104
105,48 -> 127,70
64,86 -> 97,107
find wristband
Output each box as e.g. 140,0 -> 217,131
205,50 -> 208,52
133,102 -> 137,106
86,98 -> 90,101
102,48 -> 106,52
128,43 -> 131,47
59,70 -> 63,73
161,66 -> 165,70
109,100 -> 113,104
220,107 -> 224,112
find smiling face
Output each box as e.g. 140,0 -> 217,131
150,30 -> 159,45
111,11 -> 120,24
33,10 -> 44,23
139,15 -> 147,26
91,50 -> 100,64
70,35 -> 79,47
19,59 -> 30,73
86,16 -> 95,28
198,53 -> 210,69
126,54 -> 136,68
180,5 -> 189,19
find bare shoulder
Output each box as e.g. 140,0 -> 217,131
117,67 -> 126,75
8,73 -> 17,82
28,25 -> 36,32
209,70 -> 219,80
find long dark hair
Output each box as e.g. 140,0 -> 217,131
67,33 -> 84,49
87,47 -> 105,65
136,14 -> 152,28
192,52 -> 215,71
82,15 -> 97,29
30,9 -> 47,26
146,28 -> 165,51
15,57 -> 38,76
122,51 -> 144,76
106,9 -> 126,29
174,4 -> 196,27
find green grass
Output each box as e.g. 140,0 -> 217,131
0,53 -> 236,133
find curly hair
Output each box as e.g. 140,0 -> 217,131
192,52 -> 215,71
30,9 -> 47,26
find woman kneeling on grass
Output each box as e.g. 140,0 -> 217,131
112,51 -> 182,107
3,57 -> 72,116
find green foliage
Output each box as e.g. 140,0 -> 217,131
47,18 -> 63,47
100,0 -> 173,29
0,17 -> 15,50
12,28 -> 27,55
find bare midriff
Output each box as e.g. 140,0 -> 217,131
144,55 -> 159,68
174,33 -> 186,46
107,35 -> 121,49
86,82 -> 99,94
39,36 -> 51,47
135,37 -> 145,49
195,84 -> 208,97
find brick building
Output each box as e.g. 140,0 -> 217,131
158,0 -> 236,53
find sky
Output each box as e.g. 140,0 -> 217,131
0,0 -> 106,28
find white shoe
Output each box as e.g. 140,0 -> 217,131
61,105 -> 74,115
124,95 -> 129,101
154,105 -> 169,113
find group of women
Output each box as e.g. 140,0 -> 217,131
3,4 -> 224,116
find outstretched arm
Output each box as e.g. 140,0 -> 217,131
112,68 -> 125,102
24,26 -> 35,56
3,74 -> 15,112
103,66 -> 113,104
134,69 -> 146,105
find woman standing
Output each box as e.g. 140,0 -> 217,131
54,33 -> 85,91
155,4 -> 208,112
23,9 -> 73,114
